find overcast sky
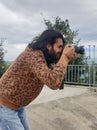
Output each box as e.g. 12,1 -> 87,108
0,0 -> 97,61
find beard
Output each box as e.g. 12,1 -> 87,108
43,48 -> 62,67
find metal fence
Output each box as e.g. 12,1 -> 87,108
64,64 -> 97,87
64,44 -> 97,87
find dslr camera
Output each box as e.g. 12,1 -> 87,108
74,45 -> 85,54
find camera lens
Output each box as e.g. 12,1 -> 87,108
75,46 -> 84,54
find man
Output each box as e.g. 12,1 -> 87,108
0,29 -> 76,130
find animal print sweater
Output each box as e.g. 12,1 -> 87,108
0,47 -> 68,110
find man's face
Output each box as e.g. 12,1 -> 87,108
47,38 -> 64,63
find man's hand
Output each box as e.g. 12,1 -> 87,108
62,44 -> 77,61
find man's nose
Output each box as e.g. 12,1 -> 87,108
60,48 -> 63,52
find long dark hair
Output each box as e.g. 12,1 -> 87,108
28,29 -> 65,66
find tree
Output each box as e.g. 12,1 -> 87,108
44,16 -> 78,44
0,39 -> 6,77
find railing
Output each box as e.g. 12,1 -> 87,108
64,64 -> 97,87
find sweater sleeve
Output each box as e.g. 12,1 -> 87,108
28,51 -> 68,90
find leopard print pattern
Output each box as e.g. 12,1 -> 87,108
0,47 -> 66,109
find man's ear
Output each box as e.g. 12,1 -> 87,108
46,43 -> 52,51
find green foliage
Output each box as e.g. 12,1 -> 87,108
70,54 -> 88,65
0,40 -> 6,77
44,16 -> 79,44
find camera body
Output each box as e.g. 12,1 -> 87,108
74,45 -> 85,54
63,44 -> 85,54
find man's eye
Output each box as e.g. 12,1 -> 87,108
59,45 -> 63,49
